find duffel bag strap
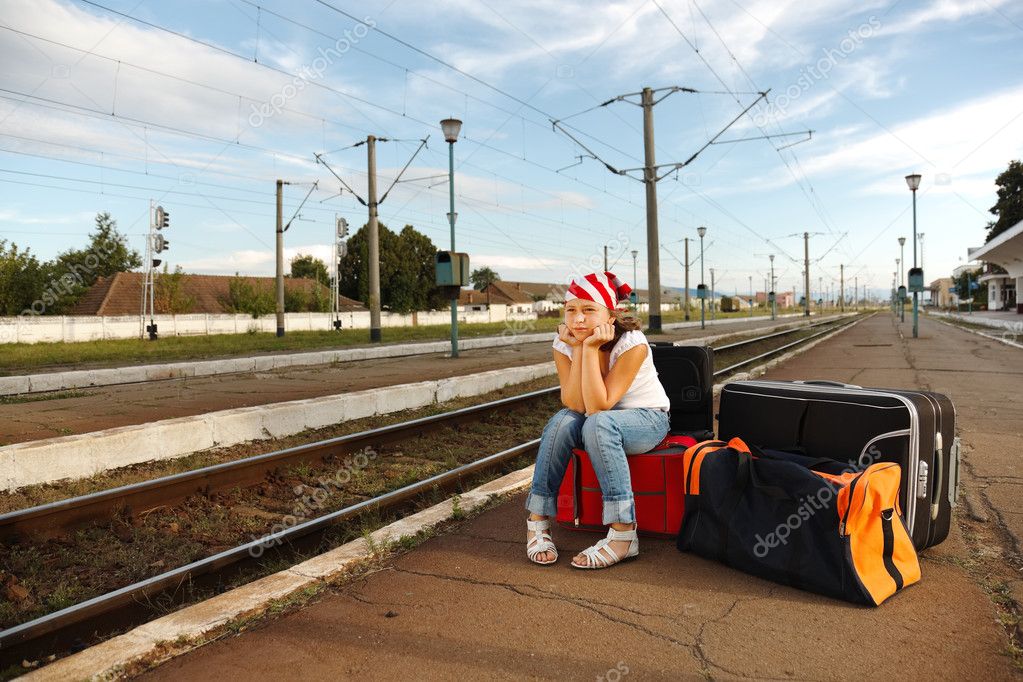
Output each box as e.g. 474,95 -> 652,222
747,442 -> 844,472
572,451 -> 582,526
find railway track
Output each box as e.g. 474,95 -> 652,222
0,313 -> 862,670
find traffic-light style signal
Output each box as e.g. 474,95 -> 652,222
155,205 -> 170,229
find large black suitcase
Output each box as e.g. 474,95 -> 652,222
717,379 -> 960,550
649,343 -> 714,440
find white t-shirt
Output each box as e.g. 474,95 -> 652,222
552,329 -> 671,411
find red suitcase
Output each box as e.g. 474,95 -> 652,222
555,434 -> 696,538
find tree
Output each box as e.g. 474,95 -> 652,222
0,240 -> 46,315
45,212 -> 142,313
986,160 -> 1023,242
469,267 -> 500,308
338,222 -> 444,314
470,266 -> 500,291
954,267 -> 988,307
220,274 -> 275,318
154,264 -> 196,314
290,254 -> 330,287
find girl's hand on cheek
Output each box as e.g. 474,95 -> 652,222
583,322 -> 614,347
557,323 -> 581,346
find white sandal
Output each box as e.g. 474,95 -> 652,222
571,525 -> 639,569
526,518 -> 558,565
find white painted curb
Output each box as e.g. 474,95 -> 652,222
0,363 -> 556,492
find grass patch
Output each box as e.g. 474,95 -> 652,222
0,391 -> 93,405
0,320 -> 563,375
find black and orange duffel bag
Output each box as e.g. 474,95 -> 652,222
677,437 -> 921,606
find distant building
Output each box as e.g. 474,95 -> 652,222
753,291 -> 795,307
928,277 -> 955,309
70,271 -> 364,316
459,281 -> 535,314
968,218 -> 1023,313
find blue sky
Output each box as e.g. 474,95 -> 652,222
1,0 -> 1022,302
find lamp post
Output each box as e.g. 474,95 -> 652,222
631,249 -> 639,313
895,259 -> 900,315
769,254 -> 776,321
892,271 -> 897,313
697,226 -> 707,329
908,174 -> 924,337
441,117 -> 462,358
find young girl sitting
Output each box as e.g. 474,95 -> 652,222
524,271 -> 671,569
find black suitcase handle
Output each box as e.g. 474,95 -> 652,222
792,379 -> 863,389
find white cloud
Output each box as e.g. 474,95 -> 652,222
472,253 -> 568,271
881,0 -> 1014,35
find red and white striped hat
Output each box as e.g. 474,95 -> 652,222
566,271 -> 633,310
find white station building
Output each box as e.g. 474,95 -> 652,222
968,218 -> 1023,314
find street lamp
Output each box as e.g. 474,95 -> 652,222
441,117 -> 462,358
904,173 -> 928,339
769,254 -> 776,321
631,249 -> 639,312
908,174 -> 924,337
697,226 -> 707,329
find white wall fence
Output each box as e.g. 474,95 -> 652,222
0,304 -> 538,345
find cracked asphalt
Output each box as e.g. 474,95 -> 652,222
141,314 -> 1022,680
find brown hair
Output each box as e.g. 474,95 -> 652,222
600,312 -> 641,352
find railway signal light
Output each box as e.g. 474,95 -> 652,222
155,205 -> 170,229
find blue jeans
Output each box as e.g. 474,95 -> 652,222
525,407 -> 671,524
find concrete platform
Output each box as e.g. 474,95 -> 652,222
121,313 -> 1021,680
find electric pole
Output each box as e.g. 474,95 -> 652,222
367,136 -> 382,342
315,136 -> 429,344
803,232 -> 811,317
275,179 -> 287,337
749,275 -> 753,318
604,245 -> 608,271
840,264 -> 845,312
640,88 -> 664,332
683,237 -> 690,322
710,267 -> 716,321
550,87 -> 802,334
